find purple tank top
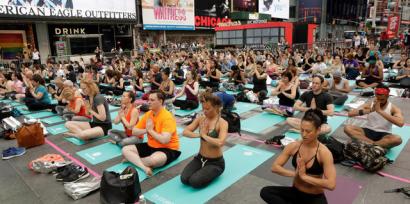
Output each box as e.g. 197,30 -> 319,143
185,81 -> 198,102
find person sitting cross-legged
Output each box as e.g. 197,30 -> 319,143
344,84 -> 404,149
122,91 -> 181,176
286,75 -> 334,135
108,91 -> 142,146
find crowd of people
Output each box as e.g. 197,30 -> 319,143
0,39 -> 407,203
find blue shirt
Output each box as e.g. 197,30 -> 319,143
35,85 -> 51,104
215,91 -> 235,109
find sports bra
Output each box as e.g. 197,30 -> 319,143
201,117 -> 220,141
291,143 -> 323,175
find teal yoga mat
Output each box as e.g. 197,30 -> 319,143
109,105 -> 120,111
47,124 -> 69,135
145,144 -> 274,204
15,106 -> 31,115
334,95 -> 356,112
64,135 -> 109,146
242,112 -> 285,133
26,111 -> 56,119
284,131 -> 301,140
244,84 -> 254,89
41,116 -> 65,125
327,116 -> 348,135
175,105 -> 202,117
9,101 -> 22,107
106,136 -> 200,181
226,90 -> 240,95
386,126 -> 410,161
348,80 -> 356,87
76,142 -> 122,165
233,102 -> 259,115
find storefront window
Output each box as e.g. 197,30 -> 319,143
70,37 -> 99,55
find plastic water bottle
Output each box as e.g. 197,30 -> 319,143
139,195 -> 146,204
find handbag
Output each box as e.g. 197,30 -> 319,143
100,166 -> 141,204
15,123 -> 45,148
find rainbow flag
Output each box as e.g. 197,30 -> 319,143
0,33 -> 24,60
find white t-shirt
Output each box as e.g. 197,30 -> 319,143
32,51 -> 40,60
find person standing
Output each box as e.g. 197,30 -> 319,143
32,48 -> 40,65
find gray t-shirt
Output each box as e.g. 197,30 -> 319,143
92,94 -> 111,123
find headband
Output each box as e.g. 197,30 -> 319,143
375,88 -> 390,96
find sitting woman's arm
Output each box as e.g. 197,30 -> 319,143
200,119 -> 228,147
183,116 -> 201,138
271,142 -> 297,177
89,103 -> 107,121
68,98 -> 83,114
121,108 -> 139,130
270,82 -> 283,96
281,84 -> 298,99
116,78 -> 124,89
30,88 -> 44,100
297,147 -> 336,191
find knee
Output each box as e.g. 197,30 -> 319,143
392,136 -> 402,146
321,125 -> 332,135
344,125 -> 354,134
65,121 -> 73,129
188,176 -> 208,189
121,145 -> 133,155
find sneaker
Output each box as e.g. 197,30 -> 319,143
55,164 -> 77,181
62,167 -> 90,183
2,147 -> 26,160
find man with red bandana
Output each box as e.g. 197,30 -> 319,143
344,84 -> 404,149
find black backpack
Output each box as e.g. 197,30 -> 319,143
318,135 -> 345,163
343,140 -> 389,173
221,109 -> 241,136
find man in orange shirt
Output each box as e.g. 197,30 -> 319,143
122,91 -> 181,176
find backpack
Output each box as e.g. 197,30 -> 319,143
343,140 -> 389,173
318,135 -> 345,163
221,109 -> 241,136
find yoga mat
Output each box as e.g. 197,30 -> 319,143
348,80 -> 356,87
226,90 -> 240,95
64,135 -> 109,146
9,101 -> 22,107
325,176 -> 363,204
106,136 -> 200,181
76,142 -> 122,165
109,104 -> 120,111
242,112 -> 285,133
233,102 -> 259,115
26,111 -> 56,119
334,95 -> 356,112
244,84 -> 254,89
175,105 -> 202,117
41,116 -> 65,125
145,144 -> 274,204
47,124 -> 69,135
327,116 -> 348,135
284,132 -> 301,140
386,126 -> 410,161
14,106 -> 31,115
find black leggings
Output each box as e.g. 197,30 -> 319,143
180,154 -> 225,188
24,98 -> 55,111
260,186 -> 327,204
173,99 -> 199,110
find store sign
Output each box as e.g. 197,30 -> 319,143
195,16 -> 231,29
246,19 -> 267,24
142,0 -> 195,30
0,0 -> 136,20
259,0 -> 289,19
55,27 -> 86,35
217,21 -> 241,27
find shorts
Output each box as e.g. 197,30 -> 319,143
89,121 -> 112,135
363,128 -> 390,141
136,143 -> 181,166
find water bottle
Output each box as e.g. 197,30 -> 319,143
139,195 -> 146,204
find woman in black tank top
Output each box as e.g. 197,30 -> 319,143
265,72 -> 299,117
261,110 -> 336,204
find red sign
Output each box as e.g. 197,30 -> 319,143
387,15 -> 400,39
195,16 -> 231,29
